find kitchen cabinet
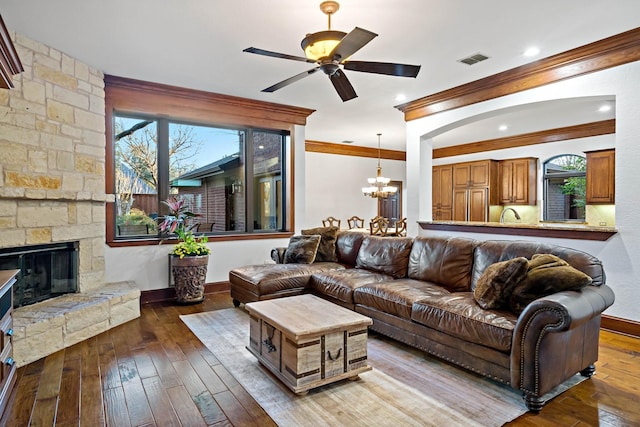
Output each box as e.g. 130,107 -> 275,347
586,149 -> 615,204
432,165 -> 453,220
452,160 -> 497,221
0,270 -> 18,419
454,187 -> 489,222
453,160 -> 497,189
499,157 -> 537,205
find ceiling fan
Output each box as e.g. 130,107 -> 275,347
243,1 -> 421,102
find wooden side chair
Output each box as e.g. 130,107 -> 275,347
388,218 -> 407,237
369,216 -> 390,236
322,216 -> 341,228
347,215 -> 365,229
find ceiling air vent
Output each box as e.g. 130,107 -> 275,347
458,53 -> 489,65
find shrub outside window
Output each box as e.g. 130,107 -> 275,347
543,154 -> 586,222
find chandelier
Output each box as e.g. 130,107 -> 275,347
362,133 -> 397,198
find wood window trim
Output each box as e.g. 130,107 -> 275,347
104,75 -> 314,245
0,15 -> 24,89
396,27 -> 640,121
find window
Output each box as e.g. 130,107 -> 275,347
113,114 -> 287,238
543,155 -> 586,222
104,75 -> 313,245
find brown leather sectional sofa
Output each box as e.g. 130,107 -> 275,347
229,231 -> 615,411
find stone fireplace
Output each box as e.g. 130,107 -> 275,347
0,32 -> 140,366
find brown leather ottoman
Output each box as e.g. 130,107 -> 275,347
229,262 -> 345,306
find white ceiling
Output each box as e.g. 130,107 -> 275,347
3,1 -> 638,151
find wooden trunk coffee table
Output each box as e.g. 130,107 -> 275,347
245,294 -> 372,394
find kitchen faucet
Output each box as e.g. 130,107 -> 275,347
500,207 -> 521,223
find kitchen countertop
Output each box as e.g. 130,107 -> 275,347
418,221 -> 617,241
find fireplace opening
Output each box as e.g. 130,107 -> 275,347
0,241 -> 79,308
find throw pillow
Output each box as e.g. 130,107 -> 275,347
283,235 -> 321,264
527,253 -> 569,270
509,257 -> 592,314
301,226 -> 339,262
473,257 -> 529,309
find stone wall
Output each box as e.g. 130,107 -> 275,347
1,32 -> 140,367
0,32 -> 108,291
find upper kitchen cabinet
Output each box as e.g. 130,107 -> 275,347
0,15 -> 24,89
432,165 -> 453,220
586,149 -> 615,204
453,160 -> 497,189
499,158 -> 537,205
452,160 -> 498,221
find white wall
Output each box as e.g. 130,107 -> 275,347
406,61 -> 640,322
304,151 -> 406,231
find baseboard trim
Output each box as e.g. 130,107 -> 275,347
141,281 -> 230,304
601,314 -> 640,338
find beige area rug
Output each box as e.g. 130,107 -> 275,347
181,309 -> 583,427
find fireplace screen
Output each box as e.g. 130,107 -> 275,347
0,241 -> 78,308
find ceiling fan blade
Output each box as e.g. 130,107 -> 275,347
262,67 -> 321,92
243,47 -> 315,64
329,69 -> 358,102
329,27 -> 378,62
343,61 -> 421,78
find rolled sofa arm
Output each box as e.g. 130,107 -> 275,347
271,247 -> 287,264
510,284 -> 615,397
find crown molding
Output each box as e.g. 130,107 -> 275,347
305,140 -> 406,161
0,15 -> 24,89
105,75 -> 315,128
433,119 -> 615,159
396,27 -> 640,121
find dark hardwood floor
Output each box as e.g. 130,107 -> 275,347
2,291 -> 639,426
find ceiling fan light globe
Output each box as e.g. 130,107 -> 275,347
301,30 -> 346,61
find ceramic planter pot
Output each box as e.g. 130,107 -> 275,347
171,254 -> 208,303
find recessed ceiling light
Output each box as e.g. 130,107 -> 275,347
499,125 -> 508,131
598,104 -> 612,112
523,47 -> 540,57
395,94 -> 407,102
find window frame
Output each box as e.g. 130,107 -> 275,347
104,75 -> 313,247
542,154 -> 587,222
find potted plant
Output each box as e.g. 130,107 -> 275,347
159,196 -> 211,304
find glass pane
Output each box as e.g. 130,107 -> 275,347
168,123 -> 245,232
253,131 -> 283,230
544,155 -> 586,221
114,116 -> 159,237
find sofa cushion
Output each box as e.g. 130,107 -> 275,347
412,293 -> 518,352
354,279 -> 451,319
310,269 -> 394,304
302,226 -> 339,262
408,236 -> 477,292
284,235 -> 321,264
229,263 -> 345,297
335,231 -> 366,266
509,256 -> 593,314
356,236 -> 414,279
473,257 -> 528,309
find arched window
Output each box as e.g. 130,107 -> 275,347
543,155 -> 586,221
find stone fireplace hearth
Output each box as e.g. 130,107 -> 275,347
1,32 -> 141,366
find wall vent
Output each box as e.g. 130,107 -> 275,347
458,53 -> 489,65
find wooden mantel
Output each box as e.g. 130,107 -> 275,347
0,14 -> 24,89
